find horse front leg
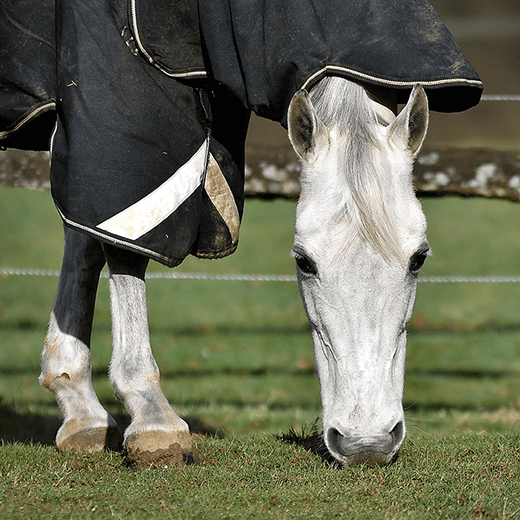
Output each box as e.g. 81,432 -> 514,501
103,244 -> 196,468
40,226 -> 122,452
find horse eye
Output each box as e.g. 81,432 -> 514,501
409,250 -> 428,274
293,251 -> 318,276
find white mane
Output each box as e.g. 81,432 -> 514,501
309,77 -> 406,263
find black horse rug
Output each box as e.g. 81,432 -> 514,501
0,0 -> 482,266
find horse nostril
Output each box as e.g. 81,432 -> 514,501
327,427 -> 346,453
390,420 -> 405,446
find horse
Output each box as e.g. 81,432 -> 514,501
39,75 -> 430,467
1,0 -> 482,468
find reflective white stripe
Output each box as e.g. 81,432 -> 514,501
97,139 -> 208,240
205,154 -> 240,243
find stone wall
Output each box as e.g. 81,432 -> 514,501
2,146 -> 520,202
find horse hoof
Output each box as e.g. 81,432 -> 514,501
124,430 -> 199,468
56,426 -> 123,453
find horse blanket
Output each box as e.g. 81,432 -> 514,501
0,0 -> 482,266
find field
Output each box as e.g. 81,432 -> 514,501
0,186 -> 519,518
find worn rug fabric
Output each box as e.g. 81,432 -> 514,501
0,0 -> 482,266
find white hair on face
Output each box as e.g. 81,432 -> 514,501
309,76 -> 405,264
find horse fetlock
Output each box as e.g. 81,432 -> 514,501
43,369 -> 71,383
124,429 -> 198,468
39,370 -> 77,394
40,346 -> 92,393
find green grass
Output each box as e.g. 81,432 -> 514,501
1,434 -> 519,519
1,186 -> 520,518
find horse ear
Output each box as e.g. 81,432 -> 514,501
388,85 -> 429,157
288,89 -> 329,162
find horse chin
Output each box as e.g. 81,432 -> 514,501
333,449 -> 400,468
327,445 -> 401,468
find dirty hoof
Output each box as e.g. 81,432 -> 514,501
124,430 -> 199,468
56,426 -> 123,453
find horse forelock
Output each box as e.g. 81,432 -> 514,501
309,77 -> 407,264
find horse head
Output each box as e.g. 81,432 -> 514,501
288,77 -> 430,466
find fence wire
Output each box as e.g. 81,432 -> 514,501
481,94 -> 520,101
1,268 -> 520,283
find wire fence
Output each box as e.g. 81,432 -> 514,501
1,268 -> 520,284
481,94 -> 520,101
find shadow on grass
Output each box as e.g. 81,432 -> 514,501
0,399 -> 224,448
406,367 -> 520,379
0,366 -> 317,378
277,420 -> 340,467
3,364 -> 517,380
0,321 -> 311,337
408,322 -> 520,335
5,320 -> 520,336
0,400 -> 61,446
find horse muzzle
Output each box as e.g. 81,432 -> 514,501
325,419 -> 405,466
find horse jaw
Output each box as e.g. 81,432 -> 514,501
288,80 -> 429,466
